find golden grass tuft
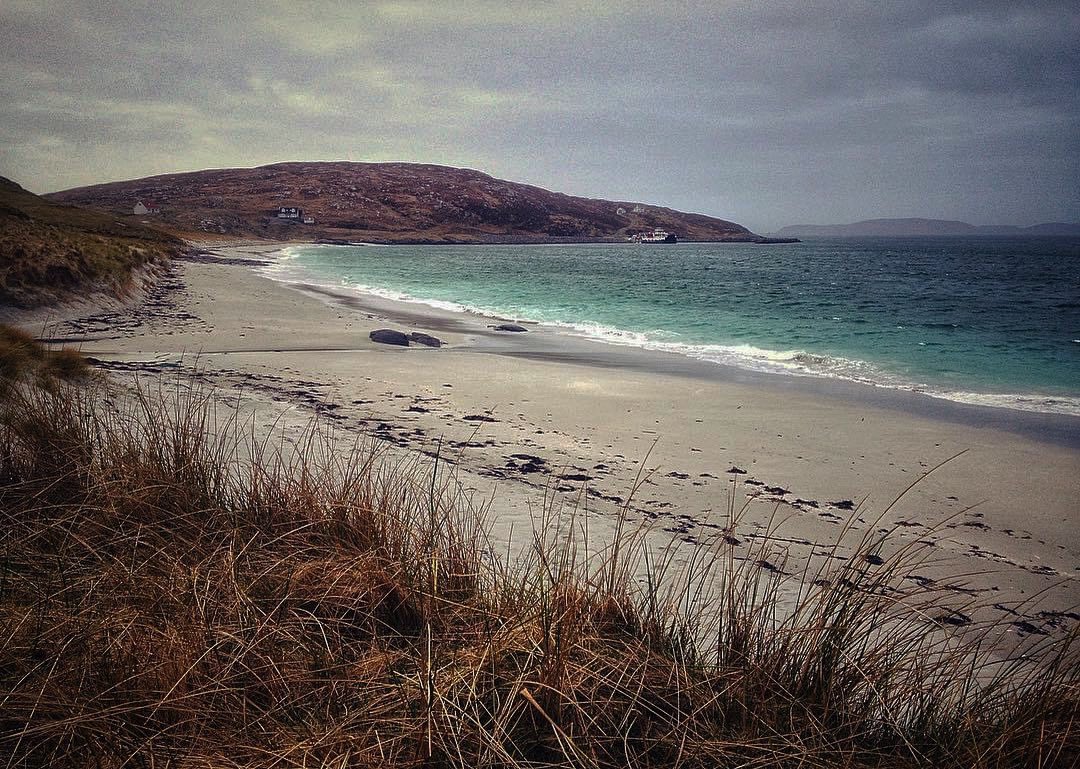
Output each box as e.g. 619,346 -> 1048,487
0,324 -> 90,395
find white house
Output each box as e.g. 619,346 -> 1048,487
278,206 -> 302,219
133,200 -> 160,215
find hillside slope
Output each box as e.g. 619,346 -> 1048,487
1,176 -> 180,309
48,161 -> 758,243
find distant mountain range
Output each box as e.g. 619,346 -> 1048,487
47,162 -> 761,244
773,218 -> 1080,238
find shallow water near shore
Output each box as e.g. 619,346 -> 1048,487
265,237 -> 1080,416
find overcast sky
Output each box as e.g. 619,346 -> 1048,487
1,1 -> 1077,232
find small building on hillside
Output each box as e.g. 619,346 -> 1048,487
133,200 -> 160,215
277,206 -> 302,219
302,216 -> 315,224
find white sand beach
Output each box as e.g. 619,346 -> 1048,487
27,241 -> 1080,644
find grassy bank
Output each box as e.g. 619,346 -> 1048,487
0,177 -> 181,309
0,335 -> 1076,767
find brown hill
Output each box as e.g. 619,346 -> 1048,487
47,161 -> 758,243
0,176 -> 180,309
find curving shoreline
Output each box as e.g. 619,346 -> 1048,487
262,245 -> 1080,450
264,240 -> 1080,423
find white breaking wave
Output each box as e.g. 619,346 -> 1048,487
527,322 -> 1080,418
567,335 -> 1080,417
532,318 -> 655,347
926,391 -> 1080,417
347,282 -> 499,317
257,246 -> 304,276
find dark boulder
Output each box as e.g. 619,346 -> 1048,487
369,329 -> 410,346
408,332 -> 443,347
491,323 -> 527,332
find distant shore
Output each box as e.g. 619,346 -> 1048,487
308,234 -> 792,246
22,239 -> 1080,644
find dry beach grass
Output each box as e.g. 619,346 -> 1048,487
0,334 -> 1076,767
0,177 -> 180,310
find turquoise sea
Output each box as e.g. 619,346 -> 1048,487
263,238 -> 1080,416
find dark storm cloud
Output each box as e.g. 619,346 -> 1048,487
1,0 -> 1076,231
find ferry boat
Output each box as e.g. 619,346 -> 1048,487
629,228 -> 678,243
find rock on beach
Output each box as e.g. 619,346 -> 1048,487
369,329 -> 410,346
408,332 -> 443,347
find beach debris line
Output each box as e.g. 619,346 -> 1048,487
506,453 -> 548,474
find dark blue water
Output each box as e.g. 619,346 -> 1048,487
265,237 -> 1080,415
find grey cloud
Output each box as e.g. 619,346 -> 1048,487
0,0 -> 1076,231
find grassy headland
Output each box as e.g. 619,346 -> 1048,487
0,176 -> 181,309
45,161 -> 761,243
0,331 -> 1076,767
